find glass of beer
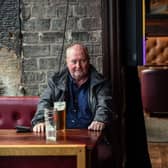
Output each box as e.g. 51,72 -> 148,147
54,101 -> 66,130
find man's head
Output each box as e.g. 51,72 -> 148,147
66,43 -> 90,83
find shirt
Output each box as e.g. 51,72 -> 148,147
66,75 -> 93,128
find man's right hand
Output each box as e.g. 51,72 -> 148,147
33,123 -> 45,133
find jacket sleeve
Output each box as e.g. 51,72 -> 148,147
93,80 -> 114,124
31,77 -> 56,127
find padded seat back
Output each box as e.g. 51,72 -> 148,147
0,96 -> 39,129
146,37 -> 168,65
141,68 -> 168,116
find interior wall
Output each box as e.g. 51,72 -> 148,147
0,0 -> 103,96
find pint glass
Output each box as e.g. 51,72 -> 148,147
54,101 -> 66,130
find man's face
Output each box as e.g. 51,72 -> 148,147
66,44 -> 90,81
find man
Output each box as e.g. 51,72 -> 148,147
32,44 -> 113,167
32,43 -> 114,132
31,43 -> 114,167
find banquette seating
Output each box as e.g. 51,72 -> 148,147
0,96 -> 39,129
139,37 -> 168,114
139,37 -> 168,142
141,68 -> 168,116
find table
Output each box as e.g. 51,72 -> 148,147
0,129 -> 102,168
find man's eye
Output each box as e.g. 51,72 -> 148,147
71,60 -> 77,64
70,59 -> 87,64
81,59 -> 87,63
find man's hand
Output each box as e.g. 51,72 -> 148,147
33,123 -> 45,133
88,121 -> 105,131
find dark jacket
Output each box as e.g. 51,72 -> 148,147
31,65 -> 113,127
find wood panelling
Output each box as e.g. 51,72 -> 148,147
146,17 -> 168,36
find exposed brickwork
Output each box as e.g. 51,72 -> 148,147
0,0 -> 20,52
0,0 -> 103,95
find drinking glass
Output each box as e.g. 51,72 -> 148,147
44,108 -> 56,141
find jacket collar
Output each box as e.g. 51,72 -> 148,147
56,65 -> 105,90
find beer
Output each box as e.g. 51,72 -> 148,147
54,101 -> 66,130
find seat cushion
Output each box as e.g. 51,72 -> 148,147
0,96 -> 39,128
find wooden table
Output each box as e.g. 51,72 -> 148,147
0,129 -> 102,168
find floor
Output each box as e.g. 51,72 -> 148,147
144,114 -> 168,168
148,143 -> 168,168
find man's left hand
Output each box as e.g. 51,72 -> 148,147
88,121 -> 105,131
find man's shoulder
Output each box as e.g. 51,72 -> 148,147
90,66 -> 106,82
50,68 -> 68,80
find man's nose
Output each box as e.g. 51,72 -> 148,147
76,61 -> 81,68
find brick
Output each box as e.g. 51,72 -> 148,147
21,6 -> 31,20
23,45 -> 50,57
23,33 -> 39,44
23,71 -> 46,84
67,17 -> 78,30
32,6 -> 46,18
35,19 -> 50,31
39,58 -> 59,70
73,5 -> 86,17
23,84 -> 40,96
22,19 -> 36,31
79,18 -> 101,30
23,58 -> 38,71
71,32 -> 89,41
86,44 -> 102,56
51,19 -> 65,31
68,0 -> 77,3
39,32 -> 64,43
50,44 -> 63,56
23,0 -> 68,5
89,31 -> 102,42
46,5 -> 67,18
22,18 -> 50,31
86,3 -> 101,17
78,0 -> 100,3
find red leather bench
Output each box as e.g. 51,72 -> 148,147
140,68 -> 168,116
0,96 -> 39,129
138,36 -> 168,114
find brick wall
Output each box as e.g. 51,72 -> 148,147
0,0 -> 20,52
0,0 -> 103,96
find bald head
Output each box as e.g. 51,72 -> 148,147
66,43 -> 89,59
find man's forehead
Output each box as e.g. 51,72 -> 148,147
67,47 -> 85,57
67,45 -> 84,52
66,44 -> 89,60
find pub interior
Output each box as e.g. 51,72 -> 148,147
0,0 -> 168,168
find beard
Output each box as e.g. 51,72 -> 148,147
72,70 -> 88,81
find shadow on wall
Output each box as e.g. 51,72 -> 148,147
0,80 -> 6,95
0,47 -> 22,96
